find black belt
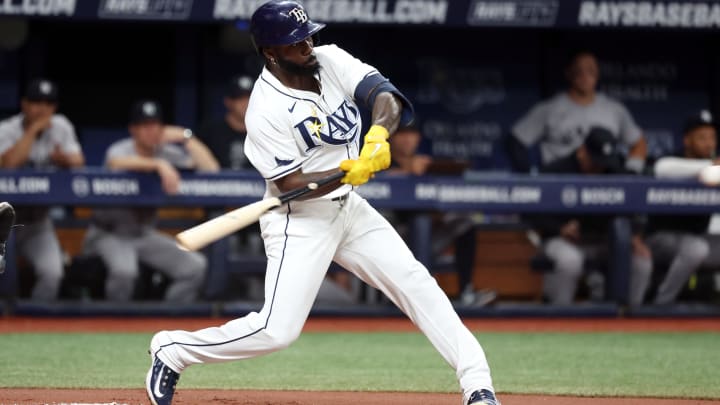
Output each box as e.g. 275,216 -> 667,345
331,194 -> 348,202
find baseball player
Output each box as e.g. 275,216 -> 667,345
647,110 -> 720,304
146,1 -> 499,405
145,1 -> 499,405
510,51 -> 648,174
83,100 -> 216,302
0,78 -> 84,300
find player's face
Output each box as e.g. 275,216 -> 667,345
567,53 -> 599,95
684,126 -> 717,159
224,95 -> 250,121
130,120 -> 164,151
21,99 -> 56,122
274,37 -> 320,77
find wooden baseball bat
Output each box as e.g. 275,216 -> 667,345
175,171 -> 345,251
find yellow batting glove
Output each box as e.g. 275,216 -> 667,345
340,159 -> 373,186
358,125 -> 391,172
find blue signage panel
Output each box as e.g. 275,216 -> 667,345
0,0 -> 718,29
3,169 -> 720,214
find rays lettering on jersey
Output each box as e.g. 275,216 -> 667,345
295,100 -> 360,151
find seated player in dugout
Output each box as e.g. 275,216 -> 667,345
386,125 -> 497,307
508,50 -> 648,174
523,127 -> 652,306
0,78 -> 85,301
197,74 -> 255,170
646,110 -> 720,305
81,100 -> 219,302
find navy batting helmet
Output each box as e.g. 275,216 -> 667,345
250,0 -> 325,50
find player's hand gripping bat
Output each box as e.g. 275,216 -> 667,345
175,171 -> 345,251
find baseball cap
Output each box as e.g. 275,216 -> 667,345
24,78 -> 58,103
683,109 -> 714,135
129,100 -> 163,124
584,126 -> 622,170
225,75 -> 254,99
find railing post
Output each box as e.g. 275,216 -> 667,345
608,216 -> 632,305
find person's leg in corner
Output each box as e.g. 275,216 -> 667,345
83,226 -> 140,301
455,227 -> 498,307
650,233 -> 709,305
543,236 -> 584,305
17,217 -> 64,301
136,231 -> 207,303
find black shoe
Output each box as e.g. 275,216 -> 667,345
467,389 -> 500,405
146,353 -> 180,405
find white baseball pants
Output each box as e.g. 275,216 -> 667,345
152,192 -> 494,399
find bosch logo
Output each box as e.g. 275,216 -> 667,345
561,186 -> 578,207
72,176 -> 90,198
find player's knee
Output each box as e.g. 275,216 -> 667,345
263,326 -> 301,350
36,261 -> 64,280
105,259 -> 140,279
31,250 -> 64,278
678,236 -> 710,262
176,252 -> 207,279
552,251 -> 583,278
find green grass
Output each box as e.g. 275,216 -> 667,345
0,331 -> 718,399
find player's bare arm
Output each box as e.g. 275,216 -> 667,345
628,136 -> 648,159
185,138 -> 221,172
107,155 -> 168,172
371,92 -> 402,135
273,168 -> 344,199
0,122 -> 44,168
50,145 -> 84,168
108,156 -> 181,195
161,126 -> 220,172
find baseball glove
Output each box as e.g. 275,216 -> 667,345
0,202 -> 15,243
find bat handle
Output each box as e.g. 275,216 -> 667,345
278,171 -> 345,204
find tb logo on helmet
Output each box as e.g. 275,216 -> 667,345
249,0 -> 325,51
288,7 -> 308,24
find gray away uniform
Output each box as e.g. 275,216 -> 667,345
0,114 -> 80,300
82,138 -> 206,302
512,92 -> 642,165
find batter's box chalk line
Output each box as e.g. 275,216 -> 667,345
45,403 -> 129,405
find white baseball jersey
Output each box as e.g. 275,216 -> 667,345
244,44 -> 375,199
